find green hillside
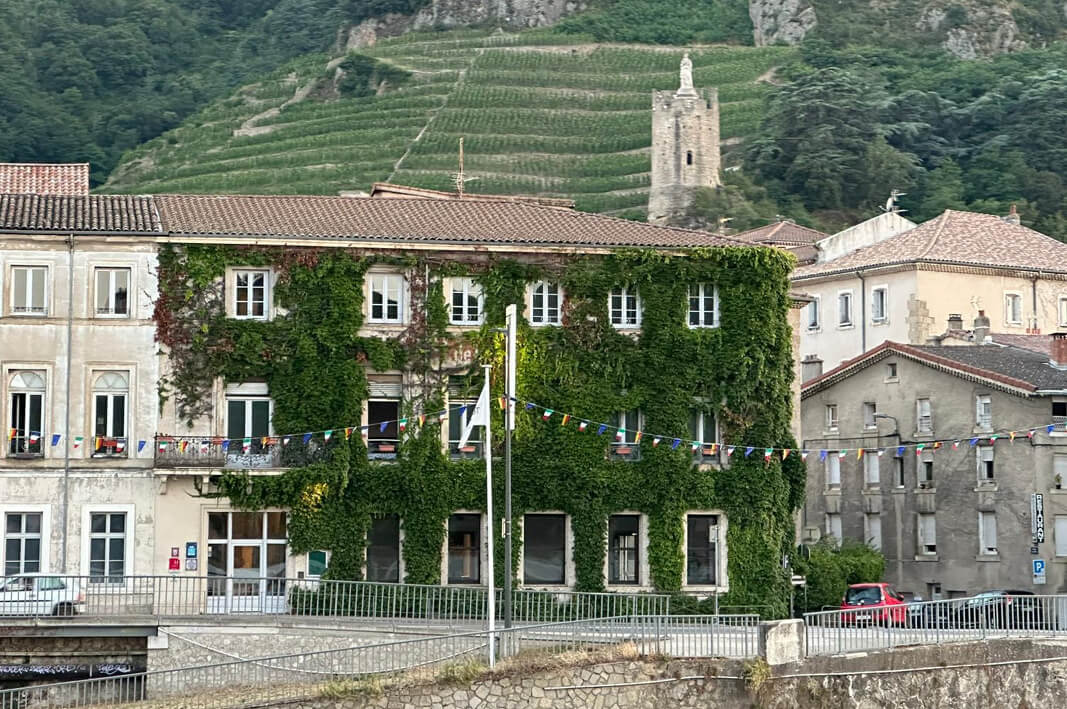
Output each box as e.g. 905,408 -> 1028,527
102,30 -> 793,216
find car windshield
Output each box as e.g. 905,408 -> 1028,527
845,587 -> 882,605
0,576 -> 31,592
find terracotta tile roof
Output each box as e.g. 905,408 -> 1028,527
732,221 -> 827,246
0,163 -> 89,196
794,210 -> 1067,280
0,194 -> 161,233
368,182 -> 575,209
990,333 -> 1053,355
154,194 -> 744,249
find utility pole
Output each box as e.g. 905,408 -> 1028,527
503,304 -> 517,629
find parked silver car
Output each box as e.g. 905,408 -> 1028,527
0,574 -> 85,616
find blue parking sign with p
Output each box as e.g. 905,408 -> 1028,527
1034,559 -> 1046,575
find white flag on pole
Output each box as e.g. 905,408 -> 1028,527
458,377 -> 490,449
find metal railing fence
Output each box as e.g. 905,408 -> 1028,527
805,593 -> 1067,656
0,614 -> 758,708
0,574 -> 669,628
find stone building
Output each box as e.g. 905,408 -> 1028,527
801,333 -> 1067,597
647,53 -> 721,225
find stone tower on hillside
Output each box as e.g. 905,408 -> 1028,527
648,53 -> 722,225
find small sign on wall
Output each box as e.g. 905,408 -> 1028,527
185,559 -> 198,571
185,542 -> 198,559
168,558 -> 181,571
170,547 -> 180,558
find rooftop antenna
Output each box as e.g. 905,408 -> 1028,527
451,137 -> 478,198
717,216 -> 733,236
882,189 -> 907,214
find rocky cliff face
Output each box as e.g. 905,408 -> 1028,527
750,0 -> 817,46
916,2 -> 1027,58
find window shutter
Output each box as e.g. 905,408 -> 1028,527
982,513 -> 997,551
1055,516 -> 1067,556
369,378 -> 402,398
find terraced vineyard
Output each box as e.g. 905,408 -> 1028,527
103,29 -> 795,216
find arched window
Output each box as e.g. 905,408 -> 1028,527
93,372 -> 129,456
686,150 -> 694,166
9,371 -> 45,456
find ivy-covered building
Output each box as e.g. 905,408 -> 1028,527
0,187 -> 805,613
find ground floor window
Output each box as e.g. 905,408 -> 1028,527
367,514 -> 400,583
88,512 -> 126,583
608,514 -> 640,585
685,514 -> 720,586
447,513 -> 481,584
4,512 -> 42,576
523,514 -> 566,585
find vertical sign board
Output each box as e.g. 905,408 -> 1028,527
1032,493 -> 1045,544
1034,559 -> 1047,585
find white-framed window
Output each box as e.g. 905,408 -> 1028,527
885,362 -> 898,381
307,550 -> 330,579
609,286 -> 641,329
88,511 -> 128,583
871,286 -> 888,322
1055,454 -> 1067,488
92,372 -> 128,458
529,281 -> 562,326
918,513 -> 937,555
978,511 -> 998,555
8,371 -> 45,458
523,513 -> 568,586
825,513 -> 842,541
1055,515 -> 1067,557
863,402 -> 876,429
837,290 -> 853,327
449,277 -> 484,325
446,513 -> 482,585
975,394 -> 992,430
94,267 -> 130,317
919,451 -> 934,486
1005,292 -> 1022,325
10,266 -> 47,316
367,398 -> 400,459
233,269 -> 268,320
864,513 -> 882,551
3,510 -> 44,575
607,514 -> 641,586
366,514 -> 401,583
826,455 -> 841,488
864,454 -> 880,486
916,398 -> 932,433
689,409 -> 718,463
688,283 -> 719,328
367,273 -> 404,324
226,384 -> 272,453
806,298 -> 820,331
609,409 -> 641,461
977,446 -> 995,483
1059,297 -> 1067,327
825,404 -> 839,432
684,512 -> 725,588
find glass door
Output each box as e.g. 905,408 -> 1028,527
206,511 -> 287,614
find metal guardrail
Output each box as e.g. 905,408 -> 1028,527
0,575 -> 670,628
805,594 -> 1067,656
0,614 -> 759,708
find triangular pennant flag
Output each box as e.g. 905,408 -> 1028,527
418,414 -> 426,427
597,424 -> 607,436
242,438 -> 251,453
838,450 -> 846,459
282,436 -> 291,446
801,450 -> 809,461
261,436 -> 268,448
561,414 -> 571,426
969,437 -> 979,446
932,441 -> 942,450
990,435 -> 999,443
652,437 -> 661,447
876,448 -> 885,457
198,439 -> 209,453
29,432 -> 40,443
819,450 -> 827,461
691,441 -> 701,452
458,405 -> 468,417
542,409 -> 554,421
379,421 -> 388,433
1010,431 -> 1016,442
303,433 -> 312,445
73,436 -> 83,449
634,431 -> 642,444
744,446 -> 755,458
578,421 -> 589,432
915,444 -> 925,456
94,437 -> 102,451
221,440 -> 230,451
344,427 -> 353,441
116,439 -> 126,452
498,397 -> 507,411
324,430 -> 333,442
137,440 -> 146,453
6,428 -> 13,441
398,418 -> 407,433
781,448 -> 790,461
1028,429 -> 1035,439
952,440 -> 960,449
1049,424 -> 1056,434
710,443 -> 719,454
896,446 -> 905,457
726,446 -> 736,457
438,410 -> 448,422
671,438 -> 681,450
615,428 -> 626,441
51,434 -> 61,447
157,441 -> 167,453
763,448 -> 773,461
177,440 -> 187,453
525,402 -> 535,410
857,448 -> 864,460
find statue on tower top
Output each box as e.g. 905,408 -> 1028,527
676,52 -> 697,97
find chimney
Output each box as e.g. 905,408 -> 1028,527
974,310 -> 990,343
947,313 -> 963,331
1003,204 -> 1021,225
1052,333 -> 1067,369
801,354 -> 823,383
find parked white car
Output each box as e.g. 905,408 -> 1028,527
0,574 -> 84,616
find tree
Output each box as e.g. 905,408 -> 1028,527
793,538 -> 885,614
915,158 -> 966,219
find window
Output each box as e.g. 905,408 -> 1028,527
837,291 -> 853,327
609,286 -> 641,329
450,278 -> 483,325
307,550 -> 329,578
447,514 -> 481,584
977,446 -> 994,483
11,266 -> 47,315
689,409 -> 717,463
1055,454 -> 1067,488
864,514 -> 882,551
919,451 -> 934,486
227,393 -> 272,453
608,515 -> 639,585
448,400 -> 483,459
895,456 -> 905,488
8,371 -> 45,457
1060,297 -> 1067,327
88,512 -> 126,583
367,399 -> 400,458
885,362 -> 898,380
4,512 -> 41,575
863,402 -> 877,429
524,514 -> 566,585
1054,400 -> 1067,428
686,150 -> 693,166
1005,292 -> 1022,325
918,513 -> 936,554
92,372 -> 128,457
916,398 -> 932,433
825,404 -> 839,432
864,454 -> 880,486
367,274 -> 404,324
978,512 -> 998,555
927,583 -> 943,600
94,268 -> 130,317
826,456 -> 841,488
871,286 -> 887,322
367,515 -> 400,583
806,299 -> 820,330
233,270 -> 268,320
976,395 -> 992,430
688,283 -> 719,328
685,514 -> 719,586
207,511 -> 287,599
609,410 -> 641,461
530,281 -> 562,326
825,513 -> 842,541
1056,516 -> 1067,557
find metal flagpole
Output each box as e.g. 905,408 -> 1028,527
482,363 -> 496,667
504,304 -> 516,629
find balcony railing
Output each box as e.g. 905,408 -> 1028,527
367,438 -> 399,460
609,442 -> 641,462
8,433 -> 44,458
449,440 -> 484,460
154,436 -> 326,470
91,437 -> 128,458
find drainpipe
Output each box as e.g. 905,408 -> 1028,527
855,271 -> 866,352
1031,277 -> 1039,333
61,233 -> 75,572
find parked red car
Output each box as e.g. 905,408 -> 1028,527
840,582 -> 908,625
